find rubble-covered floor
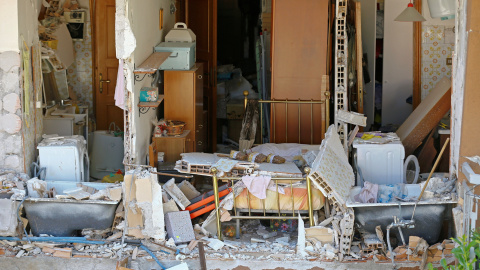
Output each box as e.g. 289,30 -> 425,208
0,254 -> 454,270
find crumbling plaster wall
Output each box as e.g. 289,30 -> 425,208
0,0 -> 42,174
451,0 -> 467,180
116,0 -> 175,165
457,0 -> 480,185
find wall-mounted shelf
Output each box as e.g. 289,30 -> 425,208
133,52 -> 171,83
138,95 -> 164,115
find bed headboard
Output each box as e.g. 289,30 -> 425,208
243,91 -> 330,145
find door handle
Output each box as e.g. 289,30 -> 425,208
99,73 -> 111,94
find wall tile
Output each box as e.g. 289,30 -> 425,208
421,24 -> 454,101
422,25 -> 444,44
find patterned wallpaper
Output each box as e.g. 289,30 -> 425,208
67,14 -> 94,116
421,25 -> 455,100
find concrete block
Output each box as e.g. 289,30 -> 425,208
4,155 -> 20,169
164,178 -> 190,210
165,211 -> 195,244
0,198 -> 19,236
177,180 -> 201,200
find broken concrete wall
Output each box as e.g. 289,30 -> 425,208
0,199 -> 20,236
0,0 -> 43,174
116,0 -> 175,165
0,51 -> 24,172
123,170 -> 165,240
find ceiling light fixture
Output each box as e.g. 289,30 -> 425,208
394,1 -> 426,22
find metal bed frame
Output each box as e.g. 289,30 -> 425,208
211,167 -> 315,240
243,90 -> 330,144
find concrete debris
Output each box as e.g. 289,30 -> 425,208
15,249 -> 25,257
166,238 -> 176,248
163,199 -> 180,214
297,214 -> 308,257
305,226 -> 334,243
164,211 -> 195,244
26,178 -> 47,198
374,226 -> 387,254
177,180 -> 201,200
164,178 -> 191,210
251,238 -> 266,243
204,238 -> 225,251
257,227 -> 277,239
64,187 -> 91,200
166,262 -> 189,270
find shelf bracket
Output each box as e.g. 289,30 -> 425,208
134,73 -> 153,84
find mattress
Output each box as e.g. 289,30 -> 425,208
234,186 -> 324,211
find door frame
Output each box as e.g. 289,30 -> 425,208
89,0 -> 97,117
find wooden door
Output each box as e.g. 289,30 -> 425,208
271,0 -> 329,144
194,64 -> 204,152
94,0 -> 123,130
185,0 -> 217,152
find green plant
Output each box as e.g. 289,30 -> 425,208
428,230 -> 480,270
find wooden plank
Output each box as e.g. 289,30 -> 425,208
396,77 -> 451,156
133,52 -> 172,74
149,141 -> 157,168
137,96 -> 164,108
417,131 -> 437,173
198,241 -> 207,270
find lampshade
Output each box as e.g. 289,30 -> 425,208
395,3 -> 426,22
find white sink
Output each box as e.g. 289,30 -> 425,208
51,106 -> 86,123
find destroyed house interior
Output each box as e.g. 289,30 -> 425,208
0,0 -> 479,269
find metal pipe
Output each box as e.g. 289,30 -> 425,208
140,245 -> 167,270
310,101 -> 313,144
305,167 -> 314,227
211,167 -> 222,240
258,100 -> 324,104
285,101 -> 288,142
229,215 -> 309,220
0,236 -> 105,245
298,101 -> 301,143
386,225 -> 394,265
152,171 -> 193,178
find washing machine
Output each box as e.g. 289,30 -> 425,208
37,135 -> 89,182
353,135 -> 405,186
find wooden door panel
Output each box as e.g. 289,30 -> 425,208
95,0 -> 123,130
195,64 -> 204,151
186,0 -> 217,152
271,0 -> 328,144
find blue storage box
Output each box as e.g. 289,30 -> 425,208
154,42 -> 196,70
139,87 -> 158,102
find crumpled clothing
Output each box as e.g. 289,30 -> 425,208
240,175 -> 284,199
354,181 -> 378,203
